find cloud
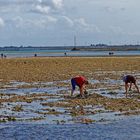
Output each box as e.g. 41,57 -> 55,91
11,15 -> 100,34
40,0 -> 64,9
0,0 -> 63,14
0,17 -> 5,27
0,0 -> 39,5
74,18 -> 101,33
52,0 -> 64,9
35,5 -> 51,14
0,0 -> 39,13
53,16 -> 101,35
32,0 -> 64,15
11,16 -> 57,29
58,16 -> 74,27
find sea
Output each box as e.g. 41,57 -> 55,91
0,48 -> 140,58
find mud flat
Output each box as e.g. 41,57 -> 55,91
0,57 -> 140,139
0,56 -> 139,82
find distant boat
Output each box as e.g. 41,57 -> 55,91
71,47 -> 80,51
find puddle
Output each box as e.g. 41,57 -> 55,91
0,86 -> 69,96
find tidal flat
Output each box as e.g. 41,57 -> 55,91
0,57 -> 140,139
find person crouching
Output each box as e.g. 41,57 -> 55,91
71,76 -> 89,97
122,75 -> 139,97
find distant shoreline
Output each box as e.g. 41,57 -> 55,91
0,45 -> 140,51
0,46 -> 139,58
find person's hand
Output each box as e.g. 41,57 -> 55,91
84,90 -> 88,95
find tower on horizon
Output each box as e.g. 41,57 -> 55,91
74,36 -> 77,47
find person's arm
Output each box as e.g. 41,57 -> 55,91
79,87 -> 84,97
79,84 -> 86,97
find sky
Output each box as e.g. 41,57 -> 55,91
0,0 -> 140,46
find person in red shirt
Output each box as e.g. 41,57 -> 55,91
122,75 -> 139,97
71,76 -> 89,97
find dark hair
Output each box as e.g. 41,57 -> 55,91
85,80 -> 89,84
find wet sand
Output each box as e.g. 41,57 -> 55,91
0,56 -> 140,139
0,56 -> 139,82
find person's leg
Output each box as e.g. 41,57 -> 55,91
134,83 -> 140,93
129,82 -> 132,91
71,79 -> 76,96
125,83 -> 128,97
71,89 -> 74,96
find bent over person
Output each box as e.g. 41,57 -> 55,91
71,76 -> 89,97
123,75 -> 139,97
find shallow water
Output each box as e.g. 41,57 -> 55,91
0,116 -> 140,140
0,49 -> 140,58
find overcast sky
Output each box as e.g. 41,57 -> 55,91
0,0 -> 140,46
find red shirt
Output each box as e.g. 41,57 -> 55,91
74,76 -> 86,87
